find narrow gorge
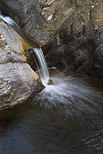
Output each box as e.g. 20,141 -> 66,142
0,1 -> 103,154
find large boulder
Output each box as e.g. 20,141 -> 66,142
0,19 -> 43,110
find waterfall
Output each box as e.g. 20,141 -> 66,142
0,15 -> 20,28
0,14 -> 39,48
1,14 -> 103,115
0,15 -> 50,85
32,50 -> 103,115
33,48 -> 50,86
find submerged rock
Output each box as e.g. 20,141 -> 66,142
48,79 -> 54,85
0,19 -> 43,110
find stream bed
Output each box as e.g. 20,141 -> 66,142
1,13 -> 103,154
0,71 -> 103,154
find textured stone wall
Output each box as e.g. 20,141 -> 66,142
1,0 -> 103,46
1,0 -> 103,78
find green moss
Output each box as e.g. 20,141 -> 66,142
34,24 -> 58,33
2,92 -> 15,102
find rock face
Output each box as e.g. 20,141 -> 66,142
1,0 -> 103,78
1,0 -> 103,46
0,19 -> 43,110
91,28 -> 103,78
46,38 -> 96,72
0,0 -> 51,47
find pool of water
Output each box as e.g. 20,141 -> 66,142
0,72 -> 103,154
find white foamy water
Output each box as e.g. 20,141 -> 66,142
34,75 -> 103,116
32,48 -> 103,116
33,48 -> 50,85
1,14 -> 101,116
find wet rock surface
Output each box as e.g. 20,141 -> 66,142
0,0 -> 52,47
46,38 -> 95,72
0,19 -> 43,110
47,79 -> 54,85
1,0 -> 103,78
45,27 -> 103,78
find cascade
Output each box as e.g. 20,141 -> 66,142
0,14 -> 20,28
0,14 -> 51,86
33,48 -> 50,86
1,14 -> 103,114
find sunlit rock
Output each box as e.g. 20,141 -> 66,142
0,19 -> 43,110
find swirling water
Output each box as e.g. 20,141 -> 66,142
0,74 -> 103,154
33,48 -> 103,117
0,16 -> 103,154
34,75 -> 103,116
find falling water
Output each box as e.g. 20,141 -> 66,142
1,13 -> 103,154
0,15 -> 20,28
32,49 -> 103,116
0,14 -> 39,48
33,48 -> 50,85
1,14 -> 103,117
